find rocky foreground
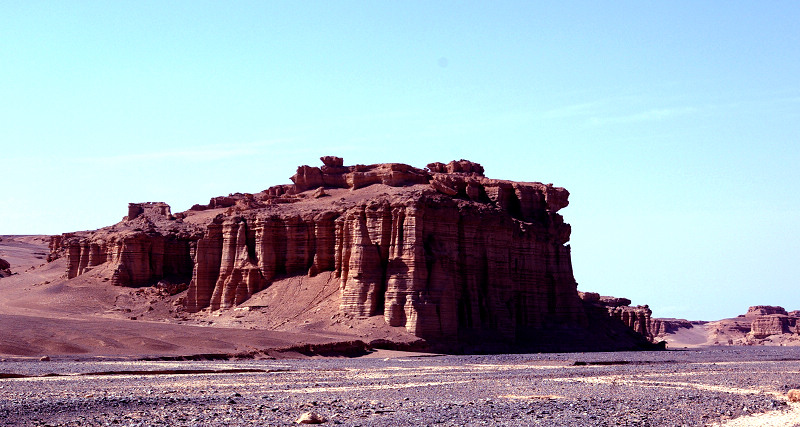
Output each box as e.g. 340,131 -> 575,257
1,347 -> 800,426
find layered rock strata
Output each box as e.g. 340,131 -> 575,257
50,203 -> 198,287
647,318 -> 695,338
49,157 -> 658,351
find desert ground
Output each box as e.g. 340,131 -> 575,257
1,349 -> 799,426
2,236 -> 800,426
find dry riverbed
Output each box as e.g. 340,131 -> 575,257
1,347 -> 800,426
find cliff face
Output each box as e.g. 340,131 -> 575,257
185,212 -> 337,312
49,157 -> 657,351
50,203 -> 198,288
335,195 -> 583,342
579,292 -> 666,342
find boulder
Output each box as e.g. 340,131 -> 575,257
0,257 -> 11,277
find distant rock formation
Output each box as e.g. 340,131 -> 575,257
658,305 -> 800,347
745,306 -> 799,340
48,157 -> 658,352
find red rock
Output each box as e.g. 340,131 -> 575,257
50,157 -> 659,351
0,257 -> 11,278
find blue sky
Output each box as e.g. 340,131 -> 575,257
2,1 -> 798,320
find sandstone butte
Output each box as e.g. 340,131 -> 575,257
47,157 -> 662,353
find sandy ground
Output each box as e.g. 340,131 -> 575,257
660,319 -> 800,349
1,348 -> 799,426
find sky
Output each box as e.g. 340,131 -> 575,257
2,1 -> 798,321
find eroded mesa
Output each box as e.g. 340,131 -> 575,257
48,157 -> 658,352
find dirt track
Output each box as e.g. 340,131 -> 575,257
2,347 -> 799,426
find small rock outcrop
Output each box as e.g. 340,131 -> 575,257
0,257 -> 11,278
48,157 -> 659,352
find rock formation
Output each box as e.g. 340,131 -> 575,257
48,157 -> 658,352
745,306 -> 800,340
49,203 -> 198,287
578,292 -> 673,343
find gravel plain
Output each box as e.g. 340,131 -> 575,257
1,347 -> 799,426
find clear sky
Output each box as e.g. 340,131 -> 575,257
2,1 -> 798,321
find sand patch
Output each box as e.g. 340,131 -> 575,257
501,394 -> 564,400
715,402 -> 800,427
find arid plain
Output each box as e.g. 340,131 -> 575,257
2,233 -> 800,426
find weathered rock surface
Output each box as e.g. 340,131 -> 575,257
48,157 -> 658,352
739,306 -> 800,343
